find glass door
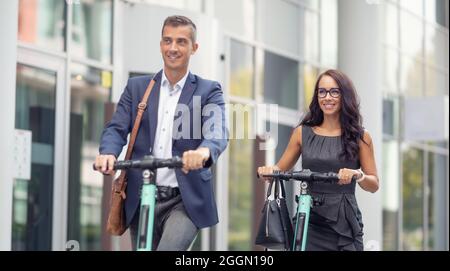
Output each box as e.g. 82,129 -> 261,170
13,48 -> 66,251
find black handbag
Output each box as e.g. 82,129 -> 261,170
255,179 -> 294,250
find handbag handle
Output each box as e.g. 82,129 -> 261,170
265,179 -> 287,199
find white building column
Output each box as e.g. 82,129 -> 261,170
338,0 -> 383,250
0,1 -> 18,251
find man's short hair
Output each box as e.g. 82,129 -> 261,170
162,15 -> 197,43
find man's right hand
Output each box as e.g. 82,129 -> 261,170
94,154 -> 116,175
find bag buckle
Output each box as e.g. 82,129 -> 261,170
138,102 -> 147,110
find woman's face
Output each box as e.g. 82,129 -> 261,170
317,75 -> 342,117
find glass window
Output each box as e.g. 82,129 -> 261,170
382,140 -> 400,251
300,0 -> 319,10
12,64 -> 57,250
143,0 -> 204,13
259,0 -> 300,55
214,0 -> 255,39
67,63 -> 111,250
228,105 -> 254,250
425,0 -> 447,27
302,64 -> 318,109
384,48 -> 399,92
72,0 -> 113,63
263,51 -> 299,110
384,2 -> 399,47
400,56 -> 424,96
425,24 -> 449,70
304,10 -> 319,62
425,66 -> 449,96
230,40 -> 254,99
428,152 -> 448,250
18,0 -> 66,51
425,0 -> 437,23
402,146 -> 424,251
400,0 -> 423,16
320,0 -> 338,67
383,98 -> 398,137
400,10 -> 424,59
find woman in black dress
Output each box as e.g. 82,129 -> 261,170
257,69 -> 379,251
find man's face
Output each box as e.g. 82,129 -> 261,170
160,25 -> 198,73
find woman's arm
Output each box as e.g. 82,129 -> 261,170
257,126 -> 302,180
357,130 -> 379,193
275,126 -> 302,170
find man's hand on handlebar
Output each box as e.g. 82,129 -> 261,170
181,147 -> 210,174
94,154 -> 116,175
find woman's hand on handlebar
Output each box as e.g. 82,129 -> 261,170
257,165 -> 280,182
337,168 -> 358,185
94,154 -> 116,175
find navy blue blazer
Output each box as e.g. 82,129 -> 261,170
99,70 -> 228,228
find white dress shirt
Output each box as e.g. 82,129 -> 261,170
152,70 -> 188,187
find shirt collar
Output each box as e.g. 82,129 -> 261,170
161,70 -> 189,93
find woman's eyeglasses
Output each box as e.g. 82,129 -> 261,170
318,88 -> 341,98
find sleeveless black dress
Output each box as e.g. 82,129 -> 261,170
301,125 -> 364,251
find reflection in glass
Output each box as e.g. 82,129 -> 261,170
230,40 -> 254,98
400,56 -> 424,96
12,64 -> 56,250
428,152 -> 448,250
400,10 -> 423,58
215,0 -> 255,40
18,0 -> 66,51
425,66 -> 449,96
400,0 -> 423,16
259,0 -> 299,55
384,48 -> 399,93
303,65 -> 318,109
384,2 -> 398,47
67,63 -> 111,250
228,106 -> 253,250
425,0 -> 437,24
402,146 -> 424,250
264,51 -> 299,110
301,0 -> 319,10
320,0 -> 337,67
382,140 -> 400,250
425,24 -> 449,71
425,0 -> 447,27
304,10 -> 319,62
382,98 -> 398,137
72,0 -> 113,63
144,0 -> 203,13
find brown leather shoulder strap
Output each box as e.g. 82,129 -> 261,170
124,79 -> 155,160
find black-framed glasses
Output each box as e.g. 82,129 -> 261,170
317,88 -> 341,98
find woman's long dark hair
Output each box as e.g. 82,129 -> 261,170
300,69 -> 365,161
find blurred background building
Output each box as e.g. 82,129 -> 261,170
0,0 -> 448,251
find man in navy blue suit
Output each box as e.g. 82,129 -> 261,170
94,15 -> 227,250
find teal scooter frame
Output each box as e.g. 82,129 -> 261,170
111,155 -> 183,251
260,169 -> 356,251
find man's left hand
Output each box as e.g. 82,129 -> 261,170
182,147 -> 210,174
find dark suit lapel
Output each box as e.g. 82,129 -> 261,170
177,72 -> 197,107
148,70 -> 162,154
172,72 -> 197,145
